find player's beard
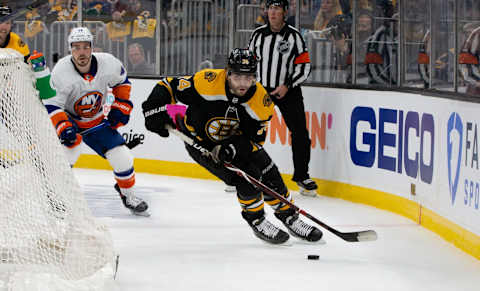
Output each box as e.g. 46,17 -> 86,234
229,79 -> 254,97
73,54 -> 92,70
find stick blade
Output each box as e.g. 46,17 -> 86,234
340,230 -> 377,242
355,230 -> 378,242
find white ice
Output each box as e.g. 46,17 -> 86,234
75,168 -> 480,291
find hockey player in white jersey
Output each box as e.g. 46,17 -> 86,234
43,27 -> 149,216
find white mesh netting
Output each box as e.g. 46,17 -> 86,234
0,49 -> 115,290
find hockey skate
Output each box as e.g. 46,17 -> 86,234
276,212 -> 323,242
296,178 -> 318,197
248,216 -> 290,245
114,184 -> 150,217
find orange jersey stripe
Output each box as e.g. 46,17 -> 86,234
418,52 -> 430,65
112,84 -> 132,100
364,52 -> 384,65
75,115 -> 106,129
459,52 -> 479,65
50,111 -> 69,128
294,52 -> 311,65
116,175 -> 135,189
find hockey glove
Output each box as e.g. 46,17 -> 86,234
142,99 -> 173,137
108,98 -> 133,129
57,121 -> 82,148
211,143 -> 237,164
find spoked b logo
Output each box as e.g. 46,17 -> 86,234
446,113 -> 463,205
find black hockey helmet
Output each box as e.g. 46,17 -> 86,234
266,0 -> 289,10
227,48 -> 257,75
0,6 -> 12,17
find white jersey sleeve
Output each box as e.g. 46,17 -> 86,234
46,53 -> 130,129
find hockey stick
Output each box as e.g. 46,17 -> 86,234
0,0 -> 49,23
79,120 -> 142,149
79,121 -> 110,136
166,125 -> 378,242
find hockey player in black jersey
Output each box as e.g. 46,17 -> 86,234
142,48 -> 322,244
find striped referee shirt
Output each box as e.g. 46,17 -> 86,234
364,24 -> 398,85
248,24 -> 311,90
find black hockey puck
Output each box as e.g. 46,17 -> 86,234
307,255 -> 319,260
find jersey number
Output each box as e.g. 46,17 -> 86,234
177,79 -> 191,91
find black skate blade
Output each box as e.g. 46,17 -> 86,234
129,209 -> 151,217
298,188 -> 317,197
293,238 -> 326,245
258,238 -> 293,247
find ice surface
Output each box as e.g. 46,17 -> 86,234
75,169 -> 480,291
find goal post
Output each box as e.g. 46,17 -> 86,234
0,49 -> 115,289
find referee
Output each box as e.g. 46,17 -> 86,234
248,0 -> 317,196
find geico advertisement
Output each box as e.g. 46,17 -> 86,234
327,88 -> 437,197
350,106 -> 434,184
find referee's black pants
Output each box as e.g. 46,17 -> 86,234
268,86 -> 311,182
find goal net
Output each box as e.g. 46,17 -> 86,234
0,49 -> 115,290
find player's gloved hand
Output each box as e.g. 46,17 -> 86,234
57,121 -> 82,148
29,50 -> 47,73
142,99 -> 173,137
108,98 -> 133,129
211,143 -> 237,164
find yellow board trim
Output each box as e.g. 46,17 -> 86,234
75,154 -> 480,260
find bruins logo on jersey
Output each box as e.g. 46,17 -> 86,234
18,39 -> 26,47
263,94 -> 273,107
204,71 -> 217,82
206,117 -> 239,142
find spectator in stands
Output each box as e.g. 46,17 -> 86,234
49,0 -> 78,21
313,0 -> 342,32
125,0 -> 142,20
106,10 -> 131,41
327,13 -> 352,83
24,11 -> 48,39
0,5 -> 30,62
459,25 -> 480,96
286,0 -> 296,26
107,0 -> 129,15
127,42 -> 154,74
131,9 -> 156,58
364,0 -> 398,86
255,1 -> 267,28
85,1 -> 111,19
355,9 -> 374,84
358,0 -> 374,11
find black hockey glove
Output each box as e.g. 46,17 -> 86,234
108,98 -> 133,129
211,143 -> 237,164
142,99 -> 173,137
58,122 -> 82,148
